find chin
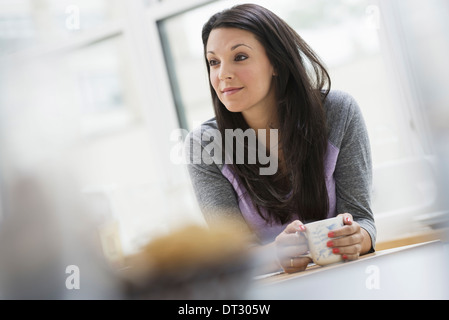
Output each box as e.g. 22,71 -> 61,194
222,103 -> 247,113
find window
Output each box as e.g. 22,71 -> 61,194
0,0 -> 176,258
0,0 -> 124,55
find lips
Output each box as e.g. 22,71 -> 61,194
221,87 -> 243,96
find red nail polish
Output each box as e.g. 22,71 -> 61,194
342,254 -> 348,260
332,248 -> 340,254
299,225 -> 306,231
327,241 -> 334,247
328,231 -> 335,238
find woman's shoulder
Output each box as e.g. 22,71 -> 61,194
323,90 -> 365,147
199,117 -> 219,129
188,117 -> 218,136
324,90 -> 360,118
185,117 -> 225,167
187,117 -> 218,141
187,118 -> 222,157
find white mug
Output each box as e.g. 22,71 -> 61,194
299,216 -> 344,266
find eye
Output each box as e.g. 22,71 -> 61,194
208,59 -> 219,67
235,54 -> 248,62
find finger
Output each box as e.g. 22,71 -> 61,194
276,231 -> 307,246
279,256 -> 311,273
327,232 -> 363,247
342,252 -> 360,261
341,213 -> 353,225
336,213 -> 353,225
284,220 -> 306,234
328,221 -> 360,239
331,243 -> 362,256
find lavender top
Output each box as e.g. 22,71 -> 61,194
186,90 -> 376,249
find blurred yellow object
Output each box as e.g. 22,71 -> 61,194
98,220 -> 124,268
119,222 -> 254,299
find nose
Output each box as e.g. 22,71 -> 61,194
218,62 -> 233,81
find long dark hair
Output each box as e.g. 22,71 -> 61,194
202,4 -> 331,224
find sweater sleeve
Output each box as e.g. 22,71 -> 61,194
331,93 -> 377,252
185,124 -> 255,238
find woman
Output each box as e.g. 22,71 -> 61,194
186,3 -> 376,273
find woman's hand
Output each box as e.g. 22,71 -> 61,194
274,220 -> 312,273
327,213 -> 372,261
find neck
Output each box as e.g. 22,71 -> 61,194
244,115 -> 277,132
241,104 -> 281,160
241,99 -> 278,132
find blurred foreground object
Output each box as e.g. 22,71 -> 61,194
0,166 -> 122,299
120,223 -> 254,299
0,172 -> 63,299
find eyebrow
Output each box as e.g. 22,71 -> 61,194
207,43 -> 253,55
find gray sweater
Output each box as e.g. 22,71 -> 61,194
186,90 -> 376,250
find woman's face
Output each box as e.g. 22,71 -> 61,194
206,28 -> 276,118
